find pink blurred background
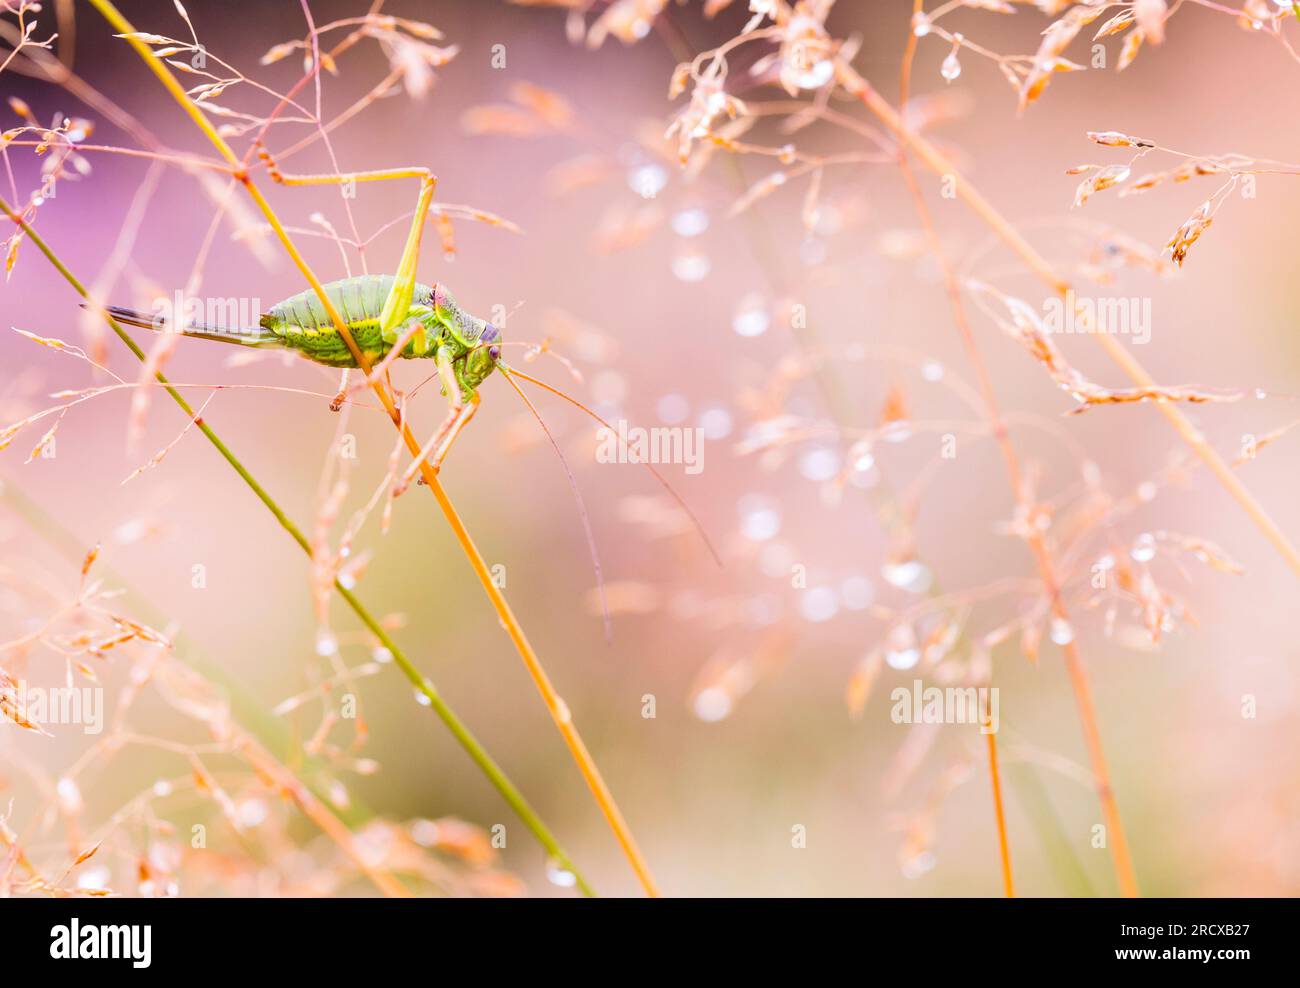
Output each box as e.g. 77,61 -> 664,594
1,0 -> 1298,896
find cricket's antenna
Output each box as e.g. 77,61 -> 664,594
501,363 -> 723,568
499,365 -> 612,643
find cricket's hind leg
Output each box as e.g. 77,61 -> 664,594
393,346 -> 477,495
253,140 -> 437,351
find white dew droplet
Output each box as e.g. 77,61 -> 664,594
795,59 -> 834,90
799,445 -> 841,482
414,689 -> 433,707
698,405 -> 733,440
410,819 -> 440,847
77,866 -> 111,890
1050,618 -> 1075,645
546,857 -> 579,888
152,780 -> 173,798
671,247 -> 711,282
628,163 -> 667,199
732,294 -> 770,337
671,207 -> 709,237
800,587 -> 839,623
114,518 -> 147,544
881,560 -> 933,594
371,646 -> 393,664
327,780 -> 350,810
315,630 -> 338,657
738,494 -> 781,542
921,361 -> 944,382
881,421 -> 912,444
238,798 -> 269,828
885,646 -> 921,670
693,687 -> 733,722
554,698 -> 572,725
941,51 -> 962,83
57,777 -> 83,814
1131,532 -> 1156,563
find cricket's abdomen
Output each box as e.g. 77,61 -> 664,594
261,275 -> 435,367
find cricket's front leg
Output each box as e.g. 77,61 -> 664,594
423,344 -> 473,475
429,394 -> 479,472
434,345 -> 464,412
393,348 -> 475,496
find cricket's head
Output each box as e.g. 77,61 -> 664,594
460,317 -> 501,392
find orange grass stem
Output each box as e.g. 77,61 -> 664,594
423,477 -> 661,897
89,0 -> 657,896
985,728 -> 1015,898
838,63 -> 1300,580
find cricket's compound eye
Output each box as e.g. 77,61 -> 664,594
480,323 -> 501,361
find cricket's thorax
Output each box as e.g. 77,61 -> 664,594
260,275 -> 499,394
